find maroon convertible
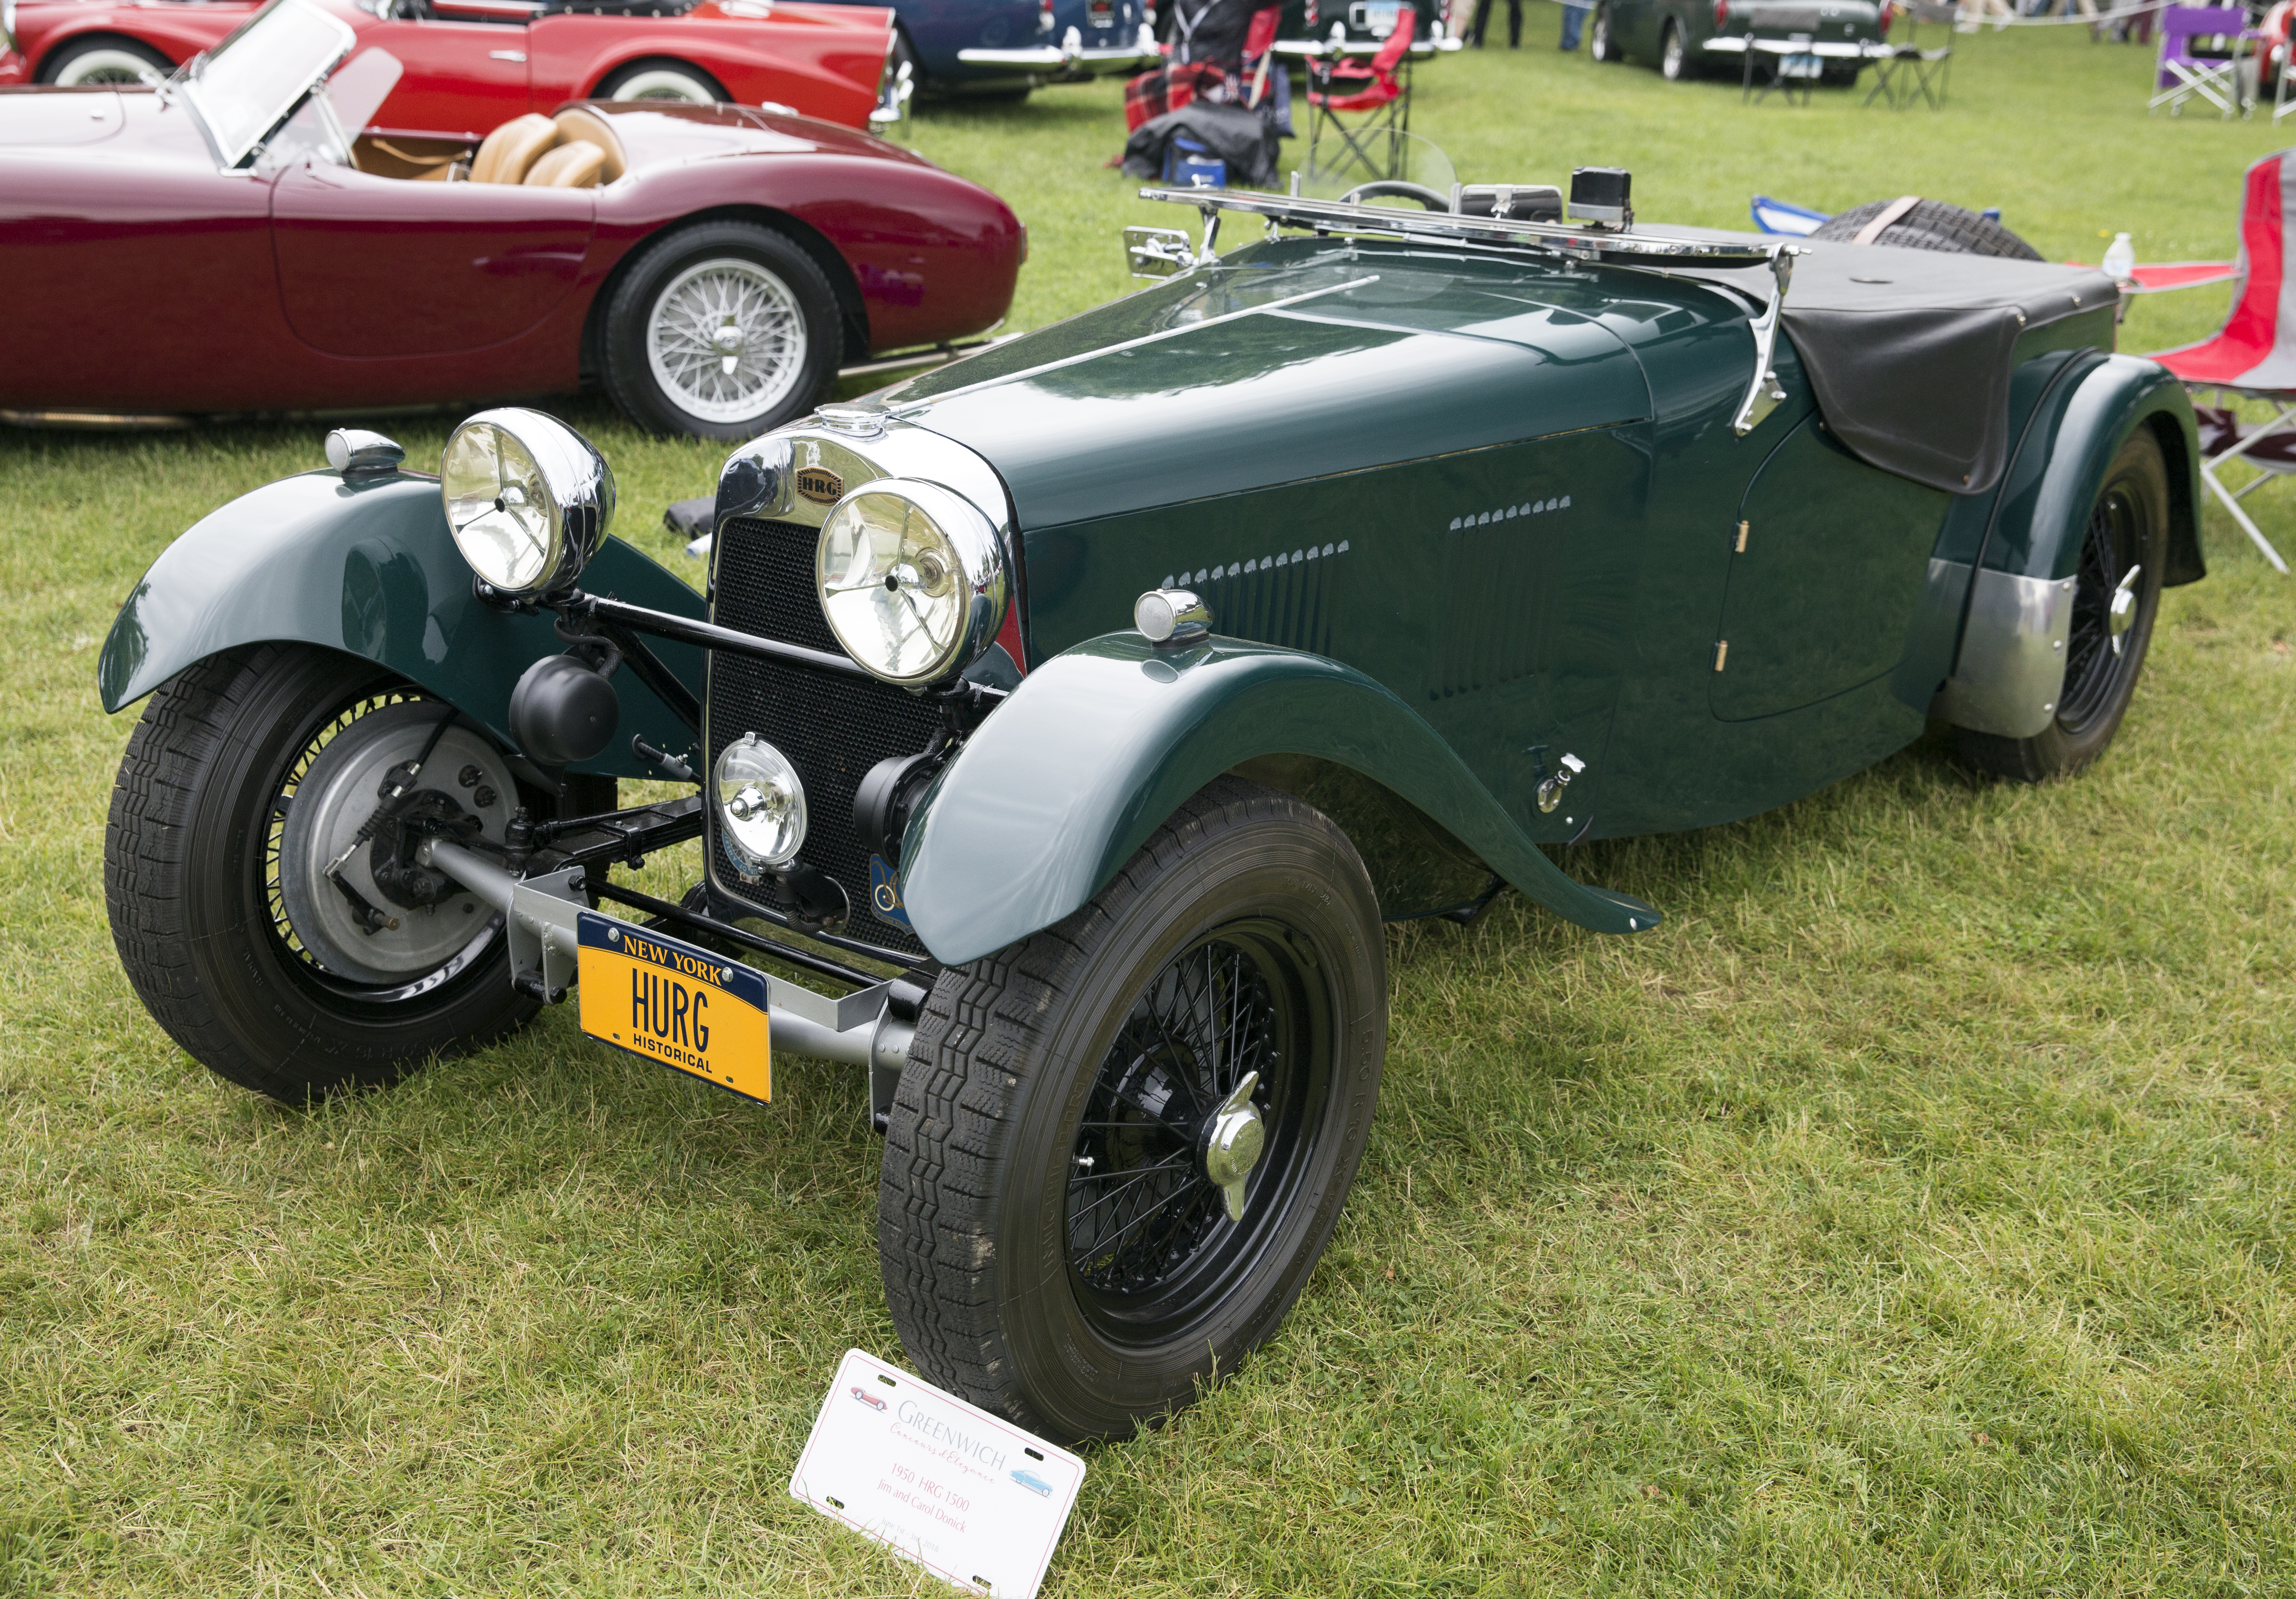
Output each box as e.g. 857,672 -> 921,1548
0,0 -> 1024,436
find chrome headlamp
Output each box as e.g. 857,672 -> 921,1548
815,478 -> 1007,686
440,408 -> 615,598
714,732 -> 807,872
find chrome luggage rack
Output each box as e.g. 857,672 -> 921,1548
1136,183 -> 1802,437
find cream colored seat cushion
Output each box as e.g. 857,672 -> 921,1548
551,107 -> 627,183
469,114 -> 560,185
524,140 -> 606,188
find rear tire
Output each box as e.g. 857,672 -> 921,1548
878,778 -> 1387,1443
1589,3 -> 1617,59
1660,18 -> 1688,76
1811,197 -> 2043,260
1957,428 -> 2170,781
599,220 -> 842,440
596,59 -> 726,103
104,644 -> 608,1104
40,36 -> 172,86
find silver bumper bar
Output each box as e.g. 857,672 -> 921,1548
959,26 -> 1160,74
418,837 -> 915,1077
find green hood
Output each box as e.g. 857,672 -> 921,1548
876,239 -> 1666,529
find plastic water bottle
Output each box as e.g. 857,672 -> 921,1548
2102,231 -> 2136,282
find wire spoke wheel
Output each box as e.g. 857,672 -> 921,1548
2058,481 -> 2145,734
1066,925 -> 1327,1342
644,258 -> 807,427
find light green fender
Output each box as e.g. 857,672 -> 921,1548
897,635 -> 1662,968
97,468 -> 705,777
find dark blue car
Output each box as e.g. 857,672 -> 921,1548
831,0 -> 1158,96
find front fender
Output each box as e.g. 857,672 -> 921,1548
1935,356 -> 2200,739
897,635 -> 1661,968
97,469 -> 705,777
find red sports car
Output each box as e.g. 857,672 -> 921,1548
0,0 -> 907,134
0,0 -> 1024,436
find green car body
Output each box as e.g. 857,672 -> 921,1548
1592,0 -> 1886,79
94,190 -> 2203,1442
102,231 -> 2201,972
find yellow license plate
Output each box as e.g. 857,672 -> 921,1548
576,911 -> 770,1102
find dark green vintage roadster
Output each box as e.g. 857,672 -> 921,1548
99,169 -> 2198,1444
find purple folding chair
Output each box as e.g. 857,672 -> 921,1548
2150,5 -> 2253,118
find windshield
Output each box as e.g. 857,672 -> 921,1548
255,45 -> 402,171
182,0 -> 357,168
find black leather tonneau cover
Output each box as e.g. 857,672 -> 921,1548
1688,241 -> 2120,496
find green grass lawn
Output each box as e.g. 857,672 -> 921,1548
5,22 -> 2296,1596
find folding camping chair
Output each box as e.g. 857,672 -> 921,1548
2146,147 -> 2296,573
1865,0 -> 1954,108
1304,5 -> 1417,186
2149,5 -> 2253,118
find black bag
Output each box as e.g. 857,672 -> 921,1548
1120,102 -> 1282,189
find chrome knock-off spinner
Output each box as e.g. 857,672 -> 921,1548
1202,1069 -> 1266,1224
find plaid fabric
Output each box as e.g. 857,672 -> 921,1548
1124,62 -> 1232,130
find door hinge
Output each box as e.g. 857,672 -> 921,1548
1735,520 -> 1749,553
1713,639 -> 1729,672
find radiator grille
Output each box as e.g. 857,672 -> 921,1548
706,516 -> 943,961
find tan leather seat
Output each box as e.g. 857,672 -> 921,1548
524,140 -> 606,188
468,114 -> 560,185
551,107 -> 627,183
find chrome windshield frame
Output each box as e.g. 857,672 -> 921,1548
1138,184 -> 1803,439
178,0 -> 358,171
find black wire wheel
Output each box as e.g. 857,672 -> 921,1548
1958,427 -> 2171,781
105,643 -> 610,1103
879,777 -> 1387,1443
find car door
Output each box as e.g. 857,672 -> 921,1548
269,159 -> 593,358
1709,412 -> 1951,722
360,0 -> 536,140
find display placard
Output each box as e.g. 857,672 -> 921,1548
789,1350 -> 1085,1598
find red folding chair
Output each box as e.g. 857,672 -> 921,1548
1305,5 -> 1417,187
2148,147 -> 2296,573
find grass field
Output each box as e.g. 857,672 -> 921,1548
5,20 -> 2296,1596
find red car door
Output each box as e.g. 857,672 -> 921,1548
269,160 -> 593,358
360,0 -> 535,140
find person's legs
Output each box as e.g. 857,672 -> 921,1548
1470,0 -> 1495,46
1508,0 -> 1523,45
1559,0 -> 1587,48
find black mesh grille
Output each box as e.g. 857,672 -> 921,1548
707,516 -> 943,961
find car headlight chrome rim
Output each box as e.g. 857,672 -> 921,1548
815,477 -> 1007,686
714,732 -> 807,872
440,407 -> 615,598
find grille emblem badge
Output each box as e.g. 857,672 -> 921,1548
796,442 -> 843,505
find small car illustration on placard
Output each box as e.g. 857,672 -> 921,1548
1010,1468 -> 1054,1497
852,1386 -> 889,1411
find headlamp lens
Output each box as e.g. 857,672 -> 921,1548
714,732 -> 807,872
443,421 -> 557,593
817,489 -> 973,685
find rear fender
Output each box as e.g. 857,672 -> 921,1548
1933,355 -> 2200,739
896,635 -> 1661,969
96,469 -> 705,778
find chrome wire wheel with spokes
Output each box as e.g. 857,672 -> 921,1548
1066,924 -> 1329,1344
604,220 -> 839,439
644,258 -> 808,428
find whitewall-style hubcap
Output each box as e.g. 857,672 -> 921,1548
645,258 -> 807,425
55,50 -> 163,85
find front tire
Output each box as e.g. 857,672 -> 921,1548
104,644 -> 605,1104
40,36 -> 172,86
599,220 -> 843,439
1957,428 -> 2170,781
879,778 -> 1388,1443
